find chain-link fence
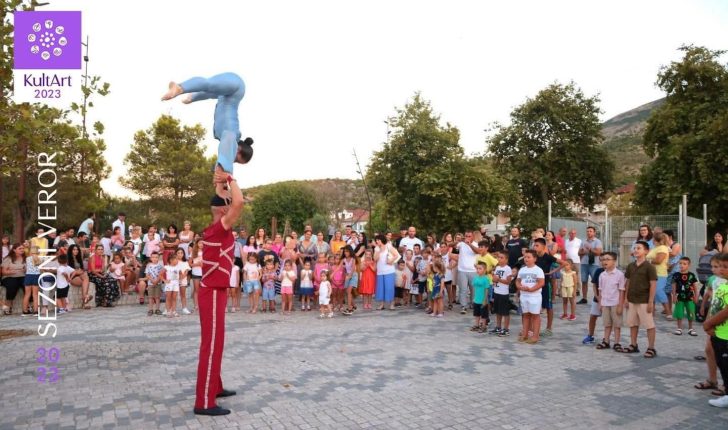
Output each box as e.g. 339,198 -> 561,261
608,215 -> 679,268
550,212 -> 706,269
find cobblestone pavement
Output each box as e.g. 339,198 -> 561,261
1,300 -> 727,430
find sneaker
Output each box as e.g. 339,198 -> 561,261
162,310 -> 168,316
460,307 -> 467,315
489,327 -> 501,335
173,312 -> 180,317
182,308 -> 192,315
342,310 -> 352,316
498,329 -> 510,337
568,315 -> 577,321
582,335 -> 595,344
577,298 -> 588,304
327,312 -> 334,318
709,395 -> 728,408
319,313 -> 325,319
436,314 -> 444,318
155,309 -> 162,315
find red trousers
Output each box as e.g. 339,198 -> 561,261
195,287 -> 228,409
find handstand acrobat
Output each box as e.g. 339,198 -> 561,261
162,72 -> 253,173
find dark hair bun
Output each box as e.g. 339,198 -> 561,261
243,137 -> 253,146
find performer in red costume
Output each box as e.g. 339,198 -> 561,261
193,169 -> 244,416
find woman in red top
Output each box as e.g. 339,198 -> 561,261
358,249 -> 376,309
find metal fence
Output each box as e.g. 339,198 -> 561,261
550,212 -> 706,269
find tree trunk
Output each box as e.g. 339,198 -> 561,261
14,137 -> 28,242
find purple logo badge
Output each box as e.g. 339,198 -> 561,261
14,11 -> 81,69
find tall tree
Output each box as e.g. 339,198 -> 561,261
487,82 -> 614,229
122,115 -> 213,224
251,182 -> 321,234
636,45 -> 728,229
367,93 -> 500,234
1,0 -> 110,238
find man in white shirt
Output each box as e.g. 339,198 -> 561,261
564,229 -> 582,299
78,213 -> 95,236
399,226 -> 424,251
112,213 -> 127,240
452,230 -> 479,314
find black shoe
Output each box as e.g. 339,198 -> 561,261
577,298 -> 588,304
216,389 -> 237,398
194,406 -> 231,416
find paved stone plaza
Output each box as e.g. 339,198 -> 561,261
1,301 -> 727,430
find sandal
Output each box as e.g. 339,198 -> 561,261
695,380 -> 718,390
694,355 -> 706,361
712,387 -> 726,396
688,329 -> 698,336
612,343 -> 623,352
665,315 -> 674,321
596,340 -> 610,350
643,347 -> 657,358
673,328 -> 682,335
470,325 -> 480,332
620,344 -> 640,354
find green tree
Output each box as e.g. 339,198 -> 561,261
486,82 -> 614,230
0,0 -> 110,238
251,182 -> 321,234
636,45 -> 728,229
122,115 -> 213,225
367,93 -> 500,234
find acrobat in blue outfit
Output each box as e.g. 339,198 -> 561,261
162,72 -> 253,173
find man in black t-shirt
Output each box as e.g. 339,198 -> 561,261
506,227 -> 528,267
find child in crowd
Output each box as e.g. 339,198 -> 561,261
279,260 -> 297,315
313,253 -> 328,306
395,259 -> 407,307
431,261 -> 446,317
24,246 -> 42,315
123,246 -> 141,293
162,253 -> 181,317
318,269 -> 333,318
695,256 -> 726,394
492,251 -> 512,336
516,250 -> 545,344
331,255 -> 346,313
261,259 -> 277,313
139,252 -> 164,315
243,253 -> 262,313
55,254 -> 74,313
471,262 -> 491,332
596,252 -> 625,350
109,253 -> 126,294
416,248 -> 430,308
300,260 -> 314,311
560,260 -> 578,321
621,241 -> 658,358
228,263 -> 240,313
703,253 -> 728,408
671,256 -> 699,336
476,239 -> 498,318
174,248 -> 191,315
359,251 -> 376,310
583,260 -> 605,344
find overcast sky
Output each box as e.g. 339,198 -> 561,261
29,0 -> 728,197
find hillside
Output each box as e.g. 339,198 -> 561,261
245,178 -> 369,210
601,98 -> 664,186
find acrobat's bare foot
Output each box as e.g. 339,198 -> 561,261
182,94 -> 193,104
161,81 -> 183,101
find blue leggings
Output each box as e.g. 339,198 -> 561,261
180,72 -> 245,173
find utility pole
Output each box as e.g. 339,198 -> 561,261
352,148 -> 373,238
